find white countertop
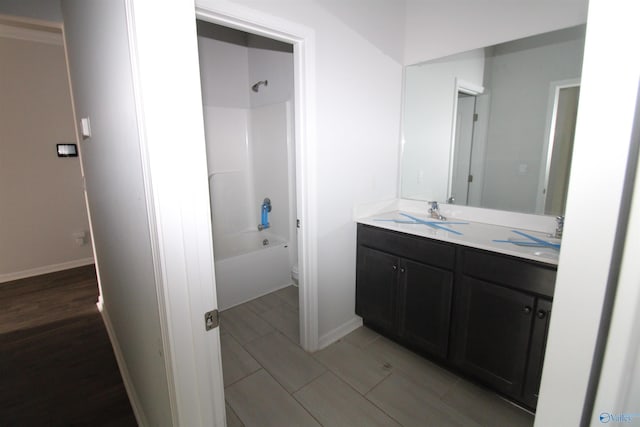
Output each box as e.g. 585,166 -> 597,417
357,210 -> 560,265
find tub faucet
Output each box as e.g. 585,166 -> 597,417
428,201 -> 446,221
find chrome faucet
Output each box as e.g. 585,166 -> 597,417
428,201 -> 446,221
553,216 -> 564,239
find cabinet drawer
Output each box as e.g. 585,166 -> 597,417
357,224 -> 455,270
461,248 -> 556,298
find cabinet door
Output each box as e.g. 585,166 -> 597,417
523,298 -> 552,408
453,276 -> 535,398
398,259 -> 453,359
355,246 -> 398,334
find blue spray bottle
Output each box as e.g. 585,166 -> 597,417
259,198 -> 271,230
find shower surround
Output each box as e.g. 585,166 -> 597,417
197,23 -> 297,310
204,103 -> 295,310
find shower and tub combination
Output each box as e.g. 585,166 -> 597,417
197,22 -> 297,311
205,101 -> 297,311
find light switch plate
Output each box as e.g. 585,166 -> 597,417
80,117 -> 91,139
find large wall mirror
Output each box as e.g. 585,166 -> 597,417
400,25 -> 586,216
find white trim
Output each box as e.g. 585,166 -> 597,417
456,79 -> 484,96
0,22 -> 62,45
317,316 -> 363,350
397,67 -> 408,200
447,78 -> 485,200
0,257 -> 94,284
195,0 -> 320,352
591,131 -> 640,417
534,0 -> 640,423
60,21 -> 106,311
126,1 -> 238,425
123,3 -> 180,425
536,78 -> 580,214
97,298 -> 149,427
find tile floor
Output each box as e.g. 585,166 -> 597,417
220,285 -> 534,427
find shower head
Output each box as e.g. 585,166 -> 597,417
251,80 -> 268,92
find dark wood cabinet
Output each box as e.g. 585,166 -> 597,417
523,298 -> 552,408
398,258 -> 452,358
355,223 -> 557,410
452,275 -> 537,397
356,225 -> 454,359
452,247 -> 556,405
355,246 -> 398,335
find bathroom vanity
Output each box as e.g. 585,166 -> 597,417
355,213 -> 558,410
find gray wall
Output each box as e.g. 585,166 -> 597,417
481,26 -> 585,213
61,0 -> 172,425
0,0 -> 62,22
0,34 -> 92,279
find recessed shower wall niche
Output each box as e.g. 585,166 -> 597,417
197,21 -> 297,311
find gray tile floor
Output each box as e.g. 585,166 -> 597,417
220,286 -> 534,427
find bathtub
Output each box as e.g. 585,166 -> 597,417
213,230 -> 292,310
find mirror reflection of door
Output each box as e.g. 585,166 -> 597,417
451,93 -> 477,205
543,85 -> 580,216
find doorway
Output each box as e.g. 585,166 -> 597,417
448,81 -> 488,208
540,83 -> 580,216
195,6 -> 318,353
451,92 -> 477,205
197,21 -> 298,315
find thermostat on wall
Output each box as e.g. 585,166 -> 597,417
57,143 -> 78,157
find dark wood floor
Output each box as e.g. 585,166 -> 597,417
0,265 -> 138,426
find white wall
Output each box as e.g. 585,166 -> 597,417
198,31 -> 294,243
198,33 -> 254,240
248,35 -> 294,108
481,26 -> 585,213
0,31 -> 92,281
61,1 -> 172,424
404,0 -> 588,65
246,35 -> 297,267
198,31 -> 250,108
535,0 -> 640,423
213,0 -> 404,343
250,103 -> 291,240
205,106 -> 254,237
400,49 -> 485,201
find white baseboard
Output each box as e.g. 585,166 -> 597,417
97,299 -> 148,426
0,257 -> 95,284
317,316 -> 363,350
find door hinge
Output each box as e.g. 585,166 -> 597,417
296,219 -> 301,228
468,174 -> 474,183
204,309 -> 219,331
473,113 -> 479,122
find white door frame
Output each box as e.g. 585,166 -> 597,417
535,78 -> 580,214
194,1 -> 319,353
447,78 -> 484,201
126,1 -> 317,425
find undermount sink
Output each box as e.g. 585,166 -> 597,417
494,230 -> 561,251
533,250 -> 559,259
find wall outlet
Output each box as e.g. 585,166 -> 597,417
73,231 -> 88,246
